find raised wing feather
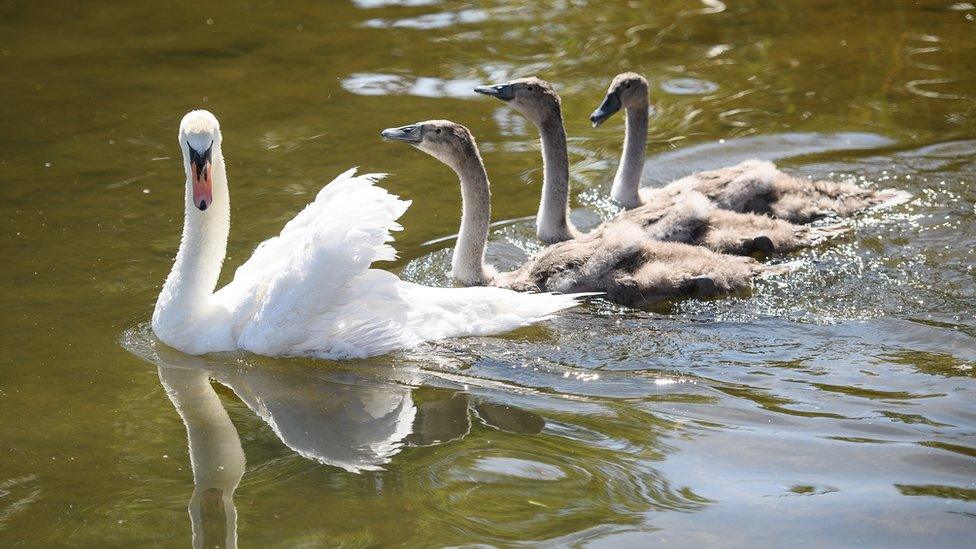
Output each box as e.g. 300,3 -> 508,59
214,169 -> 411,355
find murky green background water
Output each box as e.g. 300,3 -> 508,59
2,0 -> 975,546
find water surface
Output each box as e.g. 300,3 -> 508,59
1,0 -> 975,546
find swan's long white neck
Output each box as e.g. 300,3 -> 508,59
449,150 -> 492,286
610,104 -> 648,209
536,114 -> 576,243
153,148 -> 230,334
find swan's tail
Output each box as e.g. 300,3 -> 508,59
399,283 -> 591,341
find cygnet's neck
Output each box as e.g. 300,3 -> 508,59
448,148 -> 492,286
610,104 -> 648,209
536,113 -> 577,244
153,150 -> 230,328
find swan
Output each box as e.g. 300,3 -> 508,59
382,120 -> 770,307
474,77 -> 845,255
590,72 -> 912,222
151,110 -> 583,360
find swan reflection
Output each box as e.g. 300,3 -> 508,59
127,329 -> 543,548
157,366 -> 244,549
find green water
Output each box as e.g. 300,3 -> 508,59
2,0 -> 975,546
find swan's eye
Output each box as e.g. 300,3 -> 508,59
435,128 -> 442,134
527,86 -> 534,91
625,83 -> 631,89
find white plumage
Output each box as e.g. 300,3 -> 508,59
152,111 -> 581,360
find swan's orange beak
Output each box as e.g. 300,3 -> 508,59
191,160 -> 212,211
188,142 -> 214,211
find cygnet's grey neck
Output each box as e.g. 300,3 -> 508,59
448,150 -> 493,286
536,114 -> 577,244
610,104 -> 648,209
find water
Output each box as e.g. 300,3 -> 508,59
1,0 -> 975,546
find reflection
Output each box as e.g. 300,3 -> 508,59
640,132 -> 895,185
222,365 -> 419,472
660,77 -> 719,95
351,0 -> 441,7
157,366 -> 244,549
341,72 -> 483,98
895,483 -> 976,501
362,8 -> 488,30
905,77 -> 965,100
124,326 -> 548,546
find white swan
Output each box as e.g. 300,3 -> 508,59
151,110 -> 583,359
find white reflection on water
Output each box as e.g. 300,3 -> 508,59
363,8 -> 488,30
342,72 -> 483,98
352,0 -> 441,7
660,77 -> 719,96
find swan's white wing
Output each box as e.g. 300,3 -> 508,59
214,168 -> 413,356
214,168 -> 583,359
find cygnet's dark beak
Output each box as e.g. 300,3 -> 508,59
474,83 -> 515,101
590,91 -> 622,127
380,124 -> 423,144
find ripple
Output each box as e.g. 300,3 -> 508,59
895,483 -> 976,501
0,475 -> 41,528
661,77 -> 719,95
905,78 -> 966,100
342,72 -> 482,98
469,457 -> 569,481
782,484 -> 839,497
352,0 -> 441,7
363,8 -> 488,30
641,132 -> 896,185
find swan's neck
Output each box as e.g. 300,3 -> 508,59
153,152 -> 230,329
610,104 -> 648,209
450,150 -> 492,286
537,114 -> 576,244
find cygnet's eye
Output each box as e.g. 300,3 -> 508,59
527,86 -> 534,92
435,128 -> 442,134
625,83 -> 631,89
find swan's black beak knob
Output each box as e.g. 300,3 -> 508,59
381,124 -> 423,144
590,92 -> 622,127
474,83 -> 515,101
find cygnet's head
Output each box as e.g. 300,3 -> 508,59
474,77 -> 562,126
590,72 -> 650,127
380,119 -> 479,170
179,110 -> 222,211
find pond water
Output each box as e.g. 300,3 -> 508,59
1,0 -> 975,546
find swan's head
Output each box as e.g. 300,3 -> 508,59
590,72 -> 649,127
474,77 -> 561,125
381,120 -> 478,170
179,110 -> 222,211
